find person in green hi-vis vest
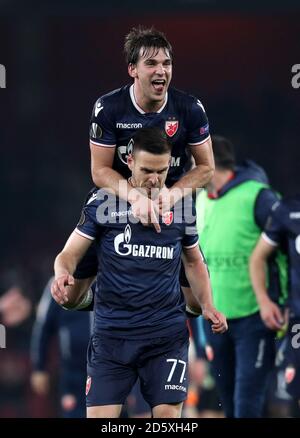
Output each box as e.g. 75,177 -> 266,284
196,135 -> 287,418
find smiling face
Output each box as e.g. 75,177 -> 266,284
127,149 -> 170,196
128,47 -> 172,112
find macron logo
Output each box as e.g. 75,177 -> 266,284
164,384 -> 187,392
111,209 -> 133,218
95,103 -> 103,117
87,193 -> 98,205
116,122 -> 143,129
197,99 -> 205,112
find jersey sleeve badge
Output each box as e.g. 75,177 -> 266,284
90,123 -> 103,140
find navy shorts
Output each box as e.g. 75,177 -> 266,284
86,329 -> 189,408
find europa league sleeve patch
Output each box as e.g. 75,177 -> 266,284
77,211 -> 86,226
86,376 -> 92,396
90,122 -> 103,140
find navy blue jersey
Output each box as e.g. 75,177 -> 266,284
255,188 -> 280,229
89,85 -> 210,186
76,189 -> 198,339
263,196 -> 300,316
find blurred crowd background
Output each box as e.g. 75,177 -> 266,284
0,0 -> 300,417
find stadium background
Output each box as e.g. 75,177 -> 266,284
0,0 -> 300,417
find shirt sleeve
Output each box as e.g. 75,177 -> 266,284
254,188 -> 280,229
186,97 -> 210,146
262,202 -> 285,246
89,97 -> 116,147
75,199 -> 101,241
76,190 -> 115,240
73,243 -> 98,279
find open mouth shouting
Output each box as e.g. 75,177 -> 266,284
151,79 -> 166,93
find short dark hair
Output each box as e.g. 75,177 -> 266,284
132,128 -> 171,156
124,26 -> 173,65
212,135 -> 236,170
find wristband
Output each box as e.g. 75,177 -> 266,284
186,304 -> 202,317
62,288 -> 94,311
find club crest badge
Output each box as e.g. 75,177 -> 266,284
165,120 -> 179,137
162,211 -> 173,225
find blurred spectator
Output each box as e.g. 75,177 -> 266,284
184,318 -> 224,418
0,270 -> 34,417
0,287 -> 31,327
30,277 -> 91,417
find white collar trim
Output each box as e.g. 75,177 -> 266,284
129,84 -> 168,114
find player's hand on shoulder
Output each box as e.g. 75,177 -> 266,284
129,187 -> 161,233
155,186 -> 183,216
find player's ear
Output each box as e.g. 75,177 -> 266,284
128,63 -> 137,78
